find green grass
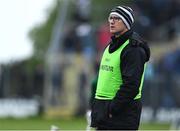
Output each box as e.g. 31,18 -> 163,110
139,122 -> 170,130
0,117 -> 170,130
0,117 -> 86,130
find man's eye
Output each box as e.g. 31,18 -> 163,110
114,17 -> 121,20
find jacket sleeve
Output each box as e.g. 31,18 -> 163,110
109,46 -> 146,115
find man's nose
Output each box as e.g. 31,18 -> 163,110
110,20 -> 115,24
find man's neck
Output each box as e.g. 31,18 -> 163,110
114,29 -> 128,38
111,29 -> 133,43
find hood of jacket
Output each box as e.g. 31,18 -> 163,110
130,32 -> 150,62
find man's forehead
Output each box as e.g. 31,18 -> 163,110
109,14 -> 120,17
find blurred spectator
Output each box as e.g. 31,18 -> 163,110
75,21 -> 95,59
76,71 -> 88,116
51,66 -> 62,106
18,67 -> 31,98
157,48 -> 180,108
63,25 -> 82,53
142,60 -> 155,106
134,0 -> 180,41
33,64 -> 44,98
75,0 -> 91,21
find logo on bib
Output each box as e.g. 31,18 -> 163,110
101,65 -> 113,72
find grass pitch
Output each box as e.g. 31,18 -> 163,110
0,117 -> 170,130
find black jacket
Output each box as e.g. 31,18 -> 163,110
91,30 -> 150,130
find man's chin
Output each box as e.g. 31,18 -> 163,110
110,31 -> 116,34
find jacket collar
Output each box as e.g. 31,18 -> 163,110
111,29 -> 133,45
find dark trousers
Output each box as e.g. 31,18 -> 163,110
91,99 -> 142,130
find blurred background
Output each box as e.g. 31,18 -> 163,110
0,0 -> 180,130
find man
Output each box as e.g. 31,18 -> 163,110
91,6 -> 150,130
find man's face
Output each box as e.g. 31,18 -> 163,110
108,14 -> 127,35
